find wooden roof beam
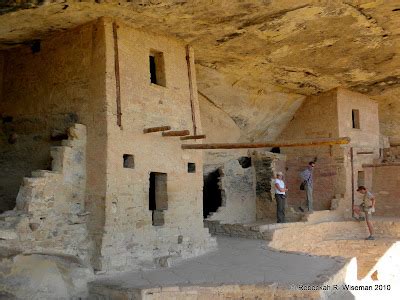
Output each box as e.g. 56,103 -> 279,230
181,137 -> 351,150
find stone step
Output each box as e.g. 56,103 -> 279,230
21,176 -> 47,186
61,140 -> 75,147
302,209 -> 344,224
50,145 -> 73,172
204,220 -> 277,240
31,170 -> 60,178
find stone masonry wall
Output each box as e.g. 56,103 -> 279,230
366,165 -> 400,217
278,89 -> 341,210
278,88 -> 379,212
99,20 -> 216,271
337,88 -> 380,149
0,124 -> 93,264
0,19 -> 108,269
284,148 -> 348,211
207,158 -> 256,224
251,151 -> 286,221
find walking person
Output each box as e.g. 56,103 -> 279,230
274,171 -> 288,223
300,161 -> 315,212
353,186 -> 376,240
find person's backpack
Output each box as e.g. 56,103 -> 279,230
300,180 -> 306,190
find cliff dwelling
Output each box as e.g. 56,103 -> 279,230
0,1 -> 400,299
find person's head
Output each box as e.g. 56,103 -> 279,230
308,161 -> 315,170
357,186 -> 367,194
276,171 -> 283,179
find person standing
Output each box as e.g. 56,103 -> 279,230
300,161 -> 315,212
274,171 -> 288,223
353,186 -> 376,240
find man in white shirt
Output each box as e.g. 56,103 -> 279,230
275,172 -> 288,223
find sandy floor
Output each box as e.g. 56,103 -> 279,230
91,236 -> 345,290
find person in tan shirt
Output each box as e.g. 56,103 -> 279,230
353,186 -> 376,240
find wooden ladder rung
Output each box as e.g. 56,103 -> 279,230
162,130 -> 190,137
143,126 -> 171,134
180,135 -> 206,140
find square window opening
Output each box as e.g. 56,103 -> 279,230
149,172 -> 168,226
188,162 -> 196,173
123,154 -> 135,169
149,50 -> 166,87
352,109 -> 360,129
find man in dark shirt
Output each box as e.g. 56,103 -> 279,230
300,161 -> 315,212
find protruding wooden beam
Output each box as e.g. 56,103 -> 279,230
162,130 -> 190,137
363,162 -> 400,168
182,137 -> 351,150
143,126 -> 171,134
180,135 -> 206,140
113,22 -> 122,128
357,151 -> 374,155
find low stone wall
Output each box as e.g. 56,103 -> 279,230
89,282 -> 323,300
204,220 -> 273,240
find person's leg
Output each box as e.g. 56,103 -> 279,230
353,205 -> 361,218
306,185 -> 313,211
276,195 -> 284,223
365,212 -> 374,239
282,196 -> 286,223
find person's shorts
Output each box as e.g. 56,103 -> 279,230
360,203 -> 375,215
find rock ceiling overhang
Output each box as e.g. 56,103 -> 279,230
1,0 -> 400,140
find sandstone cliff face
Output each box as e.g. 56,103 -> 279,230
1,0 -> 400,141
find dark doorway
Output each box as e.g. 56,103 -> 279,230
149,50 -> 166,86
352,109 -> 360,129
149,172 -> 168,226
149,56 -> 157,84
203,169 -> 222,218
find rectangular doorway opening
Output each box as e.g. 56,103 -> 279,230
149,172 -> 168,226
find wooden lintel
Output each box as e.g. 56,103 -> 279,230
143,126 -> 171,134
181,137 -> 351,150
162,130 -> 190,137
180,135 -> 206,140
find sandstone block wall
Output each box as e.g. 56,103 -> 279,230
0,19 -> 108,268
0,124 -> 93,263
283,148 -> 348,211
207,158 -> 256,224
365,165 -> 400,217
279,88 -> 380,212
251,151 -> 288,221
203,150 -> 251,221
337,88 -> 380,149
1,18 -> 217,272
0,20 -> 106,214
98,19 -> 216,271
